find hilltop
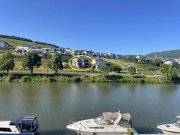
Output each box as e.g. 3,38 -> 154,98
0,34 -> 59,48
146,49 -> 180,58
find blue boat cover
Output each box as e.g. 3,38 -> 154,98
10,116 -> 37,125
10,117 -> 24,125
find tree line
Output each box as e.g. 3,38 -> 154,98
0,35 -> 33,42
0,52 -> 63,74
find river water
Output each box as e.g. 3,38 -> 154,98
0,83 -> 180,135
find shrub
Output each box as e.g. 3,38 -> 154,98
105,75 -> 122,81
6,75 -> 14,82
48,77 -> 56,82
21,76 -> 32,82
73,76 -> 81,82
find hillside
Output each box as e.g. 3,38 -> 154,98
0,34 -> 59,48
146,49 -> 180,58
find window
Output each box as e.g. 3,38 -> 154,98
22,124 -> 32,131
0,128 -> 12,132
84,60 -> 89,62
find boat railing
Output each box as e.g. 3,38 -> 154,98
157,118 -> 178,126
157,122 -> 168,126
69,117 -> 92,124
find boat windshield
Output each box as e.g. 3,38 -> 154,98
94,112 -> 122,125
94,115 -> 111,125
173,121 -> 180,128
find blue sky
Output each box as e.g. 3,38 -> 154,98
0,0 -> 180,55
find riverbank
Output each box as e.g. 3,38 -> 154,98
0,73 -> 175,83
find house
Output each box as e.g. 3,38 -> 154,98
82,50 -> 94,56
107,53 -> 116,59
42,48 -> 51,54
164,61 -> 173,65
0,41 -> 9,47
65,48 -> 72,55
31,49 -> 43,55
72,50 -> 84,55
15,46 -> 32,54
115,54 -> 123,59
174,59 -> 180,64
72,57 -> 91,68
42,48 -> 65,54
94,58 -> 105,69
52,48 -> 66,55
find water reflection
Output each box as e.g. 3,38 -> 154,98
159,84 -> 178,94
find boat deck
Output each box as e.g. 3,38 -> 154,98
0,121 -> 10,125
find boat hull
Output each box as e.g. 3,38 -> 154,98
73,129 -> 138,135
75,131 -> 128,135
157,124 -> 180,134
162,130 -> 180,134
0,133 -> 39,135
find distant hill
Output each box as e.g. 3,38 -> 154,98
146,49 -> 180,58
0,34 -> 59,48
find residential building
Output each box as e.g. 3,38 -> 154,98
72,50 -> 83,55
82,50 -> 94,56
164,61 -> 173,65
175,59 -> 180,64
65,48 -> 72,55
31,49 -> 43,55
0,41 -> 9,47
42,48 -> 51,54
15,46 -> 32,54
72,57 -> 91,68
94,58 -> 105,69
51,48 -> 66,55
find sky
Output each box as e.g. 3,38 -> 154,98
0,0 -> 180,55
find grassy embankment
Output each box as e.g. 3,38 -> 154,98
0,57 -> 169,83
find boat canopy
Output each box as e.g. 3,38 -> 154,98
176,116 -> 180,118
10,116 -> 39,133
94,112 -> 131,125
121,113 -> 131,122
102,112 -> 121,125
10,116 -> 37,126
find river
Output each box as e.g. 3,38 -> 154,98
0,83 -> 180,135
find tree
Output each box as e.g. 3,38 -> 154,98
138,56 -> 147,64
151,59 -> 163,67
160,64 -> 169,75
160,64 -> 178,81
127,56 -> 137,63
100,62 -> 121,73
0,52 -> 15,74
128,66 -> 136,75
167,67 -> 178,81
172,62 -> 180,69
111,65 -> 122,73
100,62 -> 111,72
49,53 -> 63,74
61,55 -> 72,62
22,52 -> 41,74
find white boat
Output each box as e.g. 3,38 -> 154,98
66,111 -> 136,135
0,116 -> 39,135
157,116 -> 180,134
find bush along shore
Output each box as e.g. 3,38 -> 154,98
0,73 -> 177,83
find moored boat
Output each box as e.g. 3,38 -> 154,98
157,116 -> 180,134
66,111 -> 136,135
0,116 -> 39,135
